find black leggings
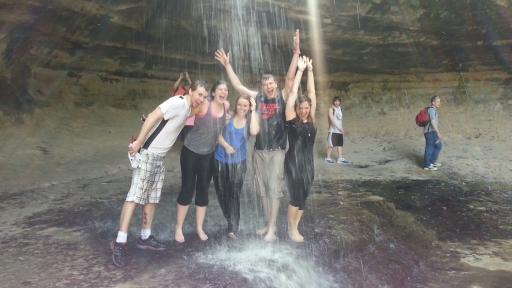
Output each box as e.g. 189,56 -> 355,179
177,146 -> 213,206
212,159 -> 247,233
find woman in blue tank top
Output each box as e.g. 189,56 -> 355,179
213,95 -> 259,239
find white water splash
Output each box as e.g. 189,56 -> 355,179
197,240 -> 347,288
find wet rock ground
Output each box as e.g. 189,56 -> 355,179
1,170 -> 511,287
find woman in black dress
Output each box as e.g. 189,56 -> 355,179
285,56 -> 316,242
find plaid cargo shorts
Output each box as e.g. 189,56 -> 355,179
125,150 -> 166,204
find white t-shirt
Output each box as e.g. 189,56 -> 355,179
328,106 -> 343,134
145,96 -> 191,155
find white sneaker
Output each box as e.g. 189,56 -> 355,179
433,162 -> 442,168
325,158 -> 335,164
337,158 -> 350,164
423,165 -> 438,171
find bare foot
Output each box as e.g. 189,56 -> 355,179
288,229 -> 304,243
227,232 -> 237,240
263,227 -> 278,242
197,229 -> 208,241
175,228 -> 185,243
263,232 -> 278,242
256,226 -> 268,236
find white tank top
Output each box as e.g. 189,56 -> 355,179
328,106 -> 343,133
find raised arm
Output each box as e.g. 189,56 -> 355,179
286,56 -> 307,121
184,72 -> 192,89
215,49 -> 258,98
172,72 -> 184,92
129,107 -> 165,154
249,97 -> 260,136
306,58 -> 316,122
283,29 -> 301,101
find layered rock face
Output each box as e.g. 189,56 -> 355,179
2,0 -> 512,113
0,0 -> 511,190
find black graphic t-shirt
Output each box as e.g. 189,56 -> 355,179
255,92 -> 287,150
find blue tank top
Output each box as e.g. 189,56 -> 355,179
214,119 -> 248,164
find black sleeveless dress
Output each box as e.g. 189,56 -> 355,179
284,118 -> 317,209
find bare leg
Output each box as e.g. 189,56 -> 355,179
337,146 -> 343,159
263,199 -> 280,242
119,201 -> 137,233
175,203 -> 189,243
141,203 -> 156,230
287,204 -> 304,242
326,147 -> 333,159
295,210 -> 304,241
195,205 -> 209,241
256,195 -> 270,236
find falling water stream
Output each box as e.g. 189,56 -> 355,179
1,0 -> 512,287
192,0 -> 292,79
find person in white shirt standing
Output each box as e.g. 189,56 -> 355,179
111,80 -> 208,268
326,96 -> 349,164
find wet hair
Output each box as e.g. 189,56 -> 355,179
209,80 -> 228,99
431,95 -> 440,103
210,80 -> 227,94
261,74 -> 276,83
190,80 -> 208,92
332,96 -> 341,104
295,96 -> 313,123
234,95 -> 252,116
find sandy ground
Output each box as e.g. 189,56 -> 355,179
0,95 -> 511,287
2,100 -> 510,193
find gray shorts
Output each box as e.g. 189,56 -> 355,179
126,150 -> 166,204
253,149 -> 286,199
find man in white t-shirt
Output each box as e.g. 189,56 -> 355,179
326,96 -> 349,164
111,80 -> 208,268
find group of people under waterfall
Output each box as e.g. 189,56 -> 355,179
112,30 -> 331,268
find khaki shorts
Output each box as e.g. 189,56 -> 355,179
126,150 -> 166,204
253,149 -> 286,199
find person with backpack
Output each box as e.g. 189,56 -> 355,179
422,95 -> 443,171
141,72 -> 194,143
111,80 -> 208,268
325,96 -> 349,164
